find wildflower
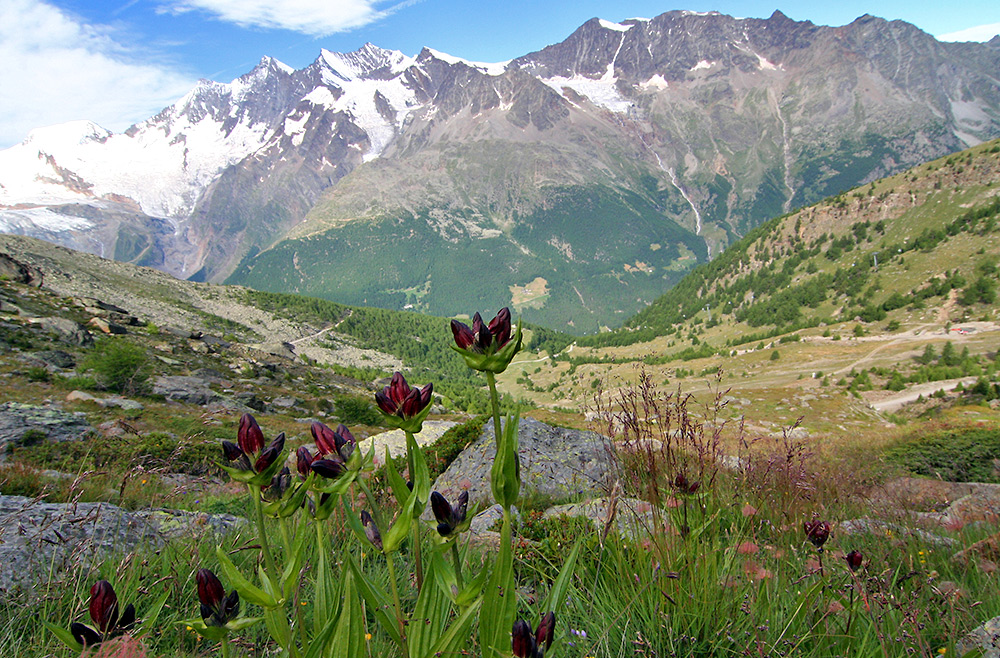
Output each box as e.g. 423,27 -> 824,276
375,372 -> 434,433
310,421 -> 356,462
430,491 -> 470,537
845,550 -> 863,572
220,414 -> 286,484
672,473 -> 701,495
450,308 -> 523,374
361,510 -> 383,551
196,569 -> 239,628
804,519 -> 831,549
512,612 -> 556,658
70,581 -> 136,647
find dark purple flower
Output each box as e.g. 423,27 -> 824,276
311,422 -> 355,461
672,473 -> 701,496
296,446 -> 314,478
238,413 -> 265,456
804,519 -> 831,549
197,569 -> 240,627
361,510 -> 382,551
451,308 -> 513,354
845,550 -> 863,572
221,413 -> 285,479
512,612 -> 556,658
430,491 -> 469,537
70,580 -> 136,647
376,372 -> 433,419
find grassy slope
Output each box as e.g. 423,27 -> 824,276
498,139 -> 1000,436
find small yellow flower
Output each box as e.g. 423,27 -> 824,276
301,601 -> 307,606
186,625 -> 193,631
938,648 -> 947,655
141,479 -> 147,485
365,633 -> 373,641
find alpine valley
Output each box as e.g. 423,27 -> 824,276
1,10 -> 999,333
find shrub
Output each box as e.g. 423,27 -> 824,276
884,425 -> 1000,482
332,393 -> 381,425
81,338 -> 152,395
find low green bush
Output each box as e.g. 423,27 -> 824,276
883,425 -> 1000,482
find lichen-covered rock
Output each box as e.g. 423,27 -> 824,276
363,420 -> 458,465
30,316 -> 93,347
543,496 -> 665,540
0,495 -> 244,596
431,417 -> 613,511
152,375 -> 221,406
0,401 -> 92,459
957,615 -> 1000,658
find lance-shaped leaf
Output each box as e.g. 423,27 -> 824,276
214,545 -> 280,609
491,413 -> 521,510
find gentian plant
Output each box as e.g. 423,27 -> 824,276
46,307 -> 576,658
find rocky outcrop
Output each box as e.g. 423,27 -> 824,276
431,417 -> 614,510
0,495 -> 244,596
0,402 -> 92,460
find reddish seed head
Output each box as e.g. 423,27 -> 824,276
845,550 -> 863,572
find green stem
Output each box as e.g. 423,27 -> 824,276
450,540 -> 464,592
250,486 -> 279,578
221,636 -> 231,658
485,371 -> 502,446
405,430 -> 424,591
385,555 -> 409,656
279,517 -> 293,556
357,479 -> 385,532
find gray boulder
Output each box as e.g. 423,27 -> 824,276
152,375 -> 221,406
431,417 -> 614,510
31,317 -> 93,347
0,495 -> 244,596
958,615 -> 1000,658
0,401 -> 91,459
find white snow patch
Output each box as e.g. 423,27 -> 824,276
691,60 -> 715,71
598,19 -> 633,32
0,207 -> 93,233
542,73 -> 632,113
755,53 -> 781,70
319,51 -> 424,161
0,70 -> 278,221
642,74 -> 669,89
284,113 -> 310,137
681,10 -> 719,16
303,87 -> 338,108
424,48 -> 508,75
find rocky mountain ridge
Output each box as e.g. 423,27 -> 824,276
1,10 -> 999,332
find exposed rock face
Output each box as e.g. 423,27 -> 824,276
431,417 -> 614,510
958,615 -> 1000,658
151,375 -> 223,406
0,495 -> 244,596
0,402 -> 92,460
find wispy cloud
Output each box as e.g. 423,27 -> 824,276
163,0 -> 404,36
937,22 -> 1000,42
0,0 -> 195,148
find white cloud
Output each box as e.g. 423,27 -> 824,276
937,22 -> 1000,42
164,0 -> 398,36
0,0 -> 195,148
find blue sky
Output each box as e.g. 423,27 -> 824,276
2,0 -> 999,148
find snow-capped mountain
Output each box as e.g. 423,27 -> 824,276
1,11 -> 999,331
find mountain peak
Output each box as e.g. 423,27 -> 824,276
319,43 -> 413,82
